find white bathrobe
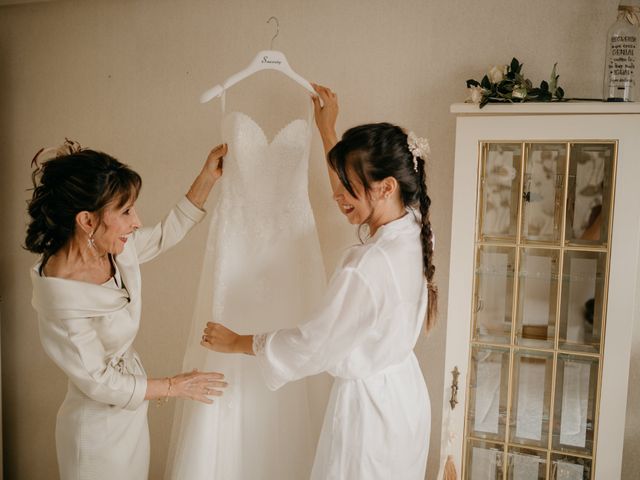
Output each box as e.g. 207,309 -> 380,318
31,196 -> 205,480
254,211 -> 431,480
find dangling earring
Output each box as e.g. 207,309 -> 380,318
87,231 -> 96,250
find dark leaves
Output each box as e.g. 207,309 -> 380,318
510,57 -> 521,74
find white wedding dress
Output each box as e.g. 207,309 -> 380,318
166,96 -> 326,479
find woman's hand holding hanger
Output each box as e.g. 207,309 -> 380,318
311,83 -> 339,154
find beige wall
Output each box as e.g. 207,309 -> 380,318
0,0 -> 635,479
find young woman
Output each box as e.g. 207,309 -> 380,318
201,84 -> 436,479
26,141 -> 229,480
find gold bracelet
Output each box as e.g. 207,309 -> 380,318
166,376 -> 173,402
155,377 -> 173,407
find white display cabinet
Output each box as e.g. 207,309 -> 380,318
440,103 -> 640,480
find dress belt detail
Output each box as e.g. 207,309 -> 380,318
108,351 -> 140,375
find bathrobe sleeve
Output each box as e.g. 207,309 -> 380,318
37,313 -> 147,410
254,266 -> 379,390
133,196 -> 206,264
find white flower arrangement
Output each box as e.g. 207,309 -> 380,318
466,58 -> 565,108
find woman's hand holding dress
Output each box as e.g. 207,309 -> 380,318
201,322 -> 255,356
186,143 -> 227,209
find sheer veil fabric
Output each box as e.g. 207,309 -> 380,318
166,93 -> 327,479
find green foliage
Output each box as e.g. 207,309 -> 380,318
466,58 -> 566,108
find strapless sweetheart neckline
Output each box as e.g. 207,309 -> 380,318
224,111 -> 308,146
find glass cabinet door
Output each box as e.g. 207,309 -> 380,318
463,142 -> 616,480
521,144 -> 566,244
479,143 -> 522,242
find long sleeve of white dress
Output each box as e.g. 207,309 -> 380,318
254,264 -> 378,391
32,196 -> 206,410
134,195 -> 206,263
40,312 -> 148,409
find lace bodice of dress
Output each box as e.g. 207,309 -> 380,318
220,111 -> 312,222
209,108 -> 319,319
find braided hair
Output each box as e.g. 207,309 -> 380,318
25,145 -> 142,271
327,123 -> 438,330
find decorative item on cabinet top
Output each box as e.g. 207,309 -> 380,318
466,58 -> 566,108
603,0 -> 640,102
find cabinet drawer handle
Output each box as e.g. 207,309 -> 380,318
449,366 -> 460,410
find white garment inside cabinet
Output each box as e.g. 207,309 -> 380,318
515,360 -> 545,441
559,361 -> 591,448
512,452 -> 541,480
474,359 -> 502,435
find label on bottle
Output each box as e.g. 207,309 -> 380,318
606,33 -> 637,97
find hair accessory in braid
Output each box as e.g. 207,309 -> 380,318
406,131 -> 430,173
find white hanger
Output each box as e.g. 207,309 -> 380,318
200,17 -> 315,103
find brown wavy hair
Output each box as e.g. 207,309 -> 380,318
25,145 -> 142,271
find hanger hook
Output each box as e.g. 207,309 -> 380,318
267,16 -> 279,50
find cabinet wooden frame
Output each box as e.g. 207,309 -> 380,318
441,104 -> 640,480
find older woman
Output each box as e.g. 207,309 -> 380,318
25,140 -> 228,480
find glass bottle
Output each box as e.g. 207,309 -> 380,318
603,0 -> 640,102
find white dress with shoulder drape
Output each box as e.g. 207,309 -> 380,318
31,196 -> 205,480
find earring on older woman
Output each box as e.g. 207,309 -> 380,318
87,231 -> 97,250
